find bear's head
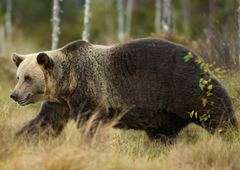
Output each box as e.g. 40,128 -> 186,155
10,52 -> 53,106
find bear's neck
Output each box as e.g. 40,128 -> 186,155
47,45 -> 110,104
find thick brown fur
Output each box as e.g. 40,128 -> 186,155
11,38 -> 238,143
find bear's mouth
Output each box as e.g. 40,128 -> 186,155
18,94 -> 31,106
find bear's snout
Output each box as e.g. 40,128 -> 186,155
10,92 -> 18,102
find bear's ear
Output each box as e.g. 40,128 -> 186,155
11,53 -> 26,67
37,53 -> 53,69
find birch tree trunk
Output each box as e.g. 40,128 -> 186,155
182,0 -> 189,27
51,0 -> 61,50
238,1 -> 240,66
163,0 -> 173,38
155,0 -> 162,35
0,25 -> 5,55
117,0 -> 125,42
125,0 -> 133,38
208,0 -> 216,31
6,0 -> 12,43
82,0 -> 91,42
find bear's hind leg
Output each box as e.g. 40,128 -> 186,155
146,110 -> 190,144
16,101 -> 70,139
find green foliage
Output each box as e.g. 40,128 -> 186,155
201,98 -> 208,107
184,53 -> 227,122
188,110 -> 198,119
194,56 -> 202,64
199,78 -> 208,91
199,113 -> 211,122
184,52 -> 193,62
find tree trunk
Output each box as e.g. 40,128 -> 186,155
0,25 -> 5,55
104,0 -> 114,43
208,0 -> 217,31
6,0 -> 12,43
51,0 -> 61,50
155,0 -> 162,35
238,1 -> 240,66
182,0 -> 190,26
82,0 -> 91,42
163,0 -> 173,38
125,0 -> 133,38
117,0 -> 125,42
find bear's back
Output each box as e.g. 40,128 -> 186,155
104,38 -> 200,110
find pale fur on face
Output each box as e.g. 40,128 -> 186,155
13,55 -> 47,106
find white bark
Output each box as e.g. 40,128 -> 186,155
155,0 -> 162,35
0,25 -> 5,55
51,0 -> 61,50
125,0 -> 133,38
117,0 -> 125,42
82,0 -> 91,42
163,0 -> 173,38
6,0 -> 12,42
238,2 -> 240,66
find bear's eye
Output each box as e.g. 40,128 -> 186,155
25,76 -> 31,82
17,77 -> 19,81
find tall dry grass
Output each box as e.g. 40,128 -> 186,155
1,33 -> 240,170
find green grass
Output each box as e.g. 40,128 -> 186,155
1,35 -> 240,170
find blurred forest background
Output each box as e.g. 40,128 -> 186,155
0,0 -> 237,61
0,0 -> 238,70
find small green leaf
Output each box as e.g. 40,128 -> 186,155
200,63 -> 204,69
217,74 -> 222,79
214,68 -> 220,72
194,56 -> 202,64
184,52 -> 193,62
209,71 -> 214,77
203,64 -> 209,72
199,84 -> 205,90
199,78 -> 204,83
195,112 -> 198,119
207,93 -> 213,96
203,80 -> 208,84
190,110 -> 194,118
207,85 -> 212,90
199,113 -> 210,122
187,110 -> 194,118
204,116 -> 209,121
202,98 -> 208,107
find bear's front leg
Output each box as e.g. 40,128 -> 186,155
68,99 -> 114,137
16,101 -> 70,139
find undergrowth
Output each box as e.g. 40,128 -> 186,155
1,33 -> 240,170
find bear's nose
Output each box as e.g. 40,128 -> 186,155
10,92 -> 18,101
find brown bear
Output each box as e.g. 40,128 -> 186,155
10,38 -> 238,142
